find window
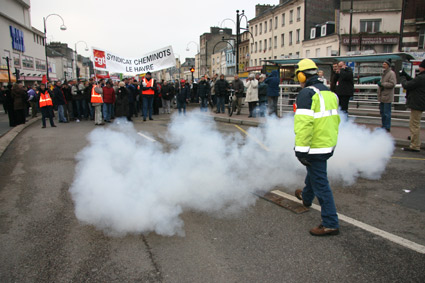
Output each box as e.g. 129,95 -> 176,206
13,53 -> 20,67
255,25 -> 258,36
251,27 -> 254,36
269,38 -> 272,50
255,59 -> 257,66
274,36 -> 277,48
274,56 -> 277,59
360,19 -> 381,33
264,40 -> 267,51
315,48 -> 320,57
22,56 -> 34,69
255,42 -> 258,53
326,46 -> 332,56
296,29 -> 300,43
305,49 -> 311,57
289,31 -> 293,45
35,59 -> 46,71
297,7 -> 301,21
259,40 -> 262,51
213,58 -> 215,65
269,19 -> 272,31
264,21 -> 267,33
260,23 -> 262,34
282,13 -> 285,26
251,43 -> 254,54
275,16 -> 278,29
418,28 -> 425,49
383,45 -> 392,53
290,10 -> 293,24
281,33 -> 285,46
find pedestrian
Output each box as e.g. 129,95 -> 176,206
125,78 -> 136,120
161,80 -> 173,114
102,79 -> 116,123
245,73 -> 258,118
176,79 -> 190,115
141,72 -> 157,121
265,70 -> 280,116
197,75 -> 210,112
293,58 -> 340,236
318,70 -> 327,85
11,82 -> 27,125
3,83 -> 15,126
258,74 -> 267,117
330,63 -> 339,92
377,59 -> 397,132
115,81 -> 130,120
232,75 -> 245,115
38,84 -> 56,128
72,80 -> 85,122
210,74 -> 218,107
84,79 -> 94,120
62,81 -> 73,122
91,82 -> 104,125
53,81 -> 67,123
28,84 -> 38,118
335,61 -> 354,114
153,80 -> 161,115
400,59 -> 425,152
214,74 -> 229,114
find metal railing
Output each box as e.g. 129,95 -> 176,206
277,84 -> 424,125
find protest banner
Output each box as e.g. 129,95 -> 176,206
92,46 -> 176,74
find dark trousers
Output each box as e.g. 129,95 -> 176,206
338,95 -> 350,113
15,109 -> 26,125
41,106 -> 55,127
248,102 -> 257,117
142,95 -> 154,119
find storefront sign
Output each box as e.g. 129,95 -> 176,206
342,35 -> 399,45
10,26 -> 25,52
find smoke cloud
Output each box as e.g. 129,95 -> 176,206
69,114 -> 394,236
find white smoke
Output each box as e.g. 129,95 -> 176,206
69,113 -> 394,236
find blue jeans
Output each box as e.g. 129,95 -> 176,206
301,155 -> 339,229
142,95 -> 154,119
200,97 -> 208,111
103,103 -> 113,122
216,96 -> 225,113
379,102 -> 391,130
177,100 -> 186,115
57,105 -> 67,122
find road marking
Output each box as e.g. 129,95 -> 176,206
234,125 -> 270,152
392,156 -> 425,161
137,132 -> 157,142
271,190 -> 425,254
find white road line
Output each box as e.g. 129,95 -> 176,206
271,190 -> 425,254
137,132 -> 157,142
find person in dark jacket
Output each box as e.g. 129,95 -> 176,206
38,84 -> 56,128
330,63 -> 339,92
11,82 -> 27,125
335,61 -> 354,114
102,79 -> 116,123
3,84 -> 15,126
83,79 -> 94,120
62,82 -> 73,121
177,80 -> 190,115
72,80 -> 85,122
232,75 -> 245,115
197,76 -> 210,112
258,74 -> 268,117
161,80 -> 174,114
53,81 -> 67,123
214,74 -> 229,113
115,82 -> 130,120
400,59 -> 425,152
265,70 -> 280,116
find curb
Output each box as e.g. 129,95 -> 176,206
0,117 -> 41,158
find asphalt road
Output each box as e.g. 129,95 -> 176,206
0,111 -> 424,282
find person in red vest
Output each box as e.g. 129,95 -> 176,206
38,84 -> 56,128
141,72 -> 157,121
91,82 -> 104,125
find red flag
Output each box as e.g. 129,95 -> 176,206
41,75 -> 47,85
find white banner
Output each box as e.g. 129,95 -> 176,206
92,46 -> 176,74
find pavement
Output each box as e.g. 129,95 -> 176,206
0,105 -> 424,160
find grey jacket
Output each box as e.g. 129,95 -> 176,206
378,68 -> 396,103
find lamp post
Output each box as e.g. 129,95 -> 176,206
74,41 -> 89,80
43,14 -> 66,83
186,41 -> 200,80
2,56 -> 11,84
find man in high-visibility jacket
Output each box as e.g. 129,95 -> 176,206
293,58 -> 341,236
141,72 -> 157,121
38,84 -> 56,128
91,83 -> 104,125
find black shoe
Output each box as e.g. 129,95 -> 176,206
149,118 -> 153,120
295,189 -> 311,207
42,125 -> 46,128
402,147 -> 420,152
143,118 -> 146,121
52,125 -> 56,127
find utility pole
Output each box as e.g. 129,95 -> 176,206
2,57 -> 11,84
236,10 -> 240,75
348,0 -> 354,52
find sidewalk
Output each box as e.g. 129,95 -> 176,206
193,104 -> 425,150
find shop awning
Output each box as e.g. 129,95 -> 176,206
0,70 -> 16,83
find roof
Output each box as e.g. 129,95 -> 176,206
263,53 -> 415,65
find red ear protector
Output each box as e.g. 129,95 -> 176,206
297,72 -> 306,83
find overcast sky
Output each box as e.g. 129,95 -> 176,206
30,0 -> 276,61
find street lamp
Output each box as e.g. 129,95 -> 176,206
43,14 -> 67,83
74,40 -> 89,80
186,41 -> 200,80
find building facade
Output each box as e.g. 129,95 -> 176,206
200,27 -> 233,77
